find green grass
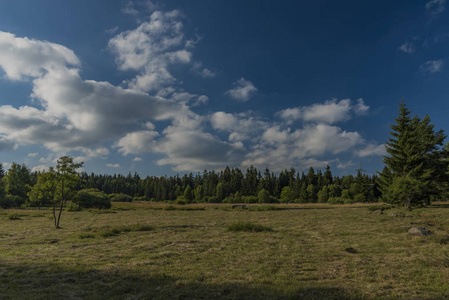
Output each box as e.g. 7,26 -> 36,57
227,221 -> 273,232
1,202 -> 449,299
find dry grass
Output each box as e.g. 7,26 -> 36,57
1,202 -> 449,299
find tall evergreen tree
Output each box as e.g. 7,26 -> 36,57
378,100 -> 447,207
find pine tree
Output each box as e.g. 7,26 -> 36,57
378,100 -> 447,207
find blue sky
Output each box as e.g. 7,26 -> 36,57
0,0 -> 448,177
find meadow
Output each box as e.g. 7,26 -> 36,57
1,202 -> 449,299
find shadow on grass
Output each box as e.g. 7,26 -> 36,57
0,262 -> 361,300
428,204 -> 449,209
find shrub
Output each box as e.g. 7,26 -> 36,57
174,197 -> 186,205
7,213 -> 21,220
109,193 -> 133,202
67,202 -> 82,212
73,189 -> 111,209
227,221 -> 273,232
328,197 -> 345,204
133,196 -> 148,202
0,195 -> 22,209
243,196 -> 258,203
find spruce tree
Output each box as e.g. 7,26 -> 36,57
379,100 -> 447,207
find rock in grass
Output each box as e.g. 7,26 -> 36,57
372,210 -> 383,215
408,227 -> 431,236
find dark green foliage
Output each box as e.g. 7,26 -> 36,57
73,189 -> 111,209
4,162 -> 31,205
378,101 -> 448,208
0,195 -> 22,209
109,193 -> 133,202
227,221 -> 273,232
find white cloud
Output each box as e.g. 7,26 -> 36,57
278,98 -> 368,124
109,10 -> 193,93
420,59 -> 444,73
114,130 -> 159,155
426,0 -> 446,15
133,157 -> 143,161
106,163 -> 120,168
356,144 -> 386,157
27,152 -> 39,157
398,42 -> 415,53
0,32 -> 79,81
31,165 -> 50,173
354,98 -> 369,115
225,78 -> 257,101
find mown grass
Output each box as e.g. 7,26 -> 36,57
1,202 -> 449,299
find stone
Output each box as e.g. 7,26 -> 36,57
372,210 -> 383,215
408,227 -> 431,236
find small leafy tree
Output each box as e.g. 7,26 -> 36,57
280,186 -> 295,204
258,188 -> 271,203
53,156 -> 83,228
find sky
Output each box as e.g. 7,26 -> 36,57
0,0 -> 448,177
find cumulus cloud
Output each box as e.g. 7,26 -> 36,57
278,98 -> 369,124
398,42 -> 415,53
225,78 -> 257,101
420,59 -> 444,73
114,130 -> 159,155
109,10 -> 194,93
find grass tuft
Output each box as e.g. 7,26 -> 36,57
7,213 -> 21,220
227,221 -> 273,232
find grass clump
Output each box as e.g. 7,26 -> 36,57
7,213 -> 21,220
227,221 -> 273,232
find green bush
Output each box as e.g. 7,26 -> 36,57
0,195 -> 23,209
73,189 -> 111,209
67,202 -> 82,212
227,221 -> 273,232
328,197 -> 345,204
133,196 -> 148,201
174,197 -> 186,205
109,193 -> 133,202
243,196 -> 258,203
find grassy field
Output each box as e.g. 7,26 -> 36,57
1,202 -> 449,299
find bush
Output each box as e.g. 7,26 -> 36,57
174,197 -> 186,205
243,196 -> 258,203
0,195 -> 23,209
328,197 -> 345,204
133,196 -> 148,202
227,221 -> 273,232
109,193 -> 133,202
67,202 -> 82,212
73,189 -> 111,209
205,196 -> 220,203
